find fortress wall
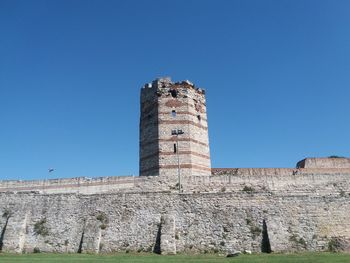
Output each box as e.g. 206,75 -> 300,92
181,170 -> 350,199
0,176 -> 136,194
1,168 -> 350,195
212,168 -> 296,176
0,191 -> 349,254
297,158 -> 350,169
212,167 -> 350,176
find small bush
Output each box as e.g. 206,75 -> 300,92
328,238 -> 341,252
250,226 -> 262,239
2,209 -> 12,218
96,212 -> 109,230
289,234 -> 298,242
290,234 -> 307,248
96,213 -> 108,223
99,243 -> 104,251
33,247 -> 41,253
298,238 -> 307,248
34,218 -> 49,236
243,186 -> 255,193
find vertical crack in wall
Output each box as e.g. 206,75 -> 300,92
77,231 -> 85,253
0,214 -> 11,252
261,219 -> 271,253
153,221 -> 162,254
77,221 -> 86,254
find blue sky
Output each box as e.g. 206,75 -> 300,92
0,0 -> 349,180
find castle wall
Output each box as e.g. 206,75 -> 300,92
297,158 -> 350,169
0,176 -> 136,195
0,169 -> 349,254
0,189 -> 349,254
1,168 -> 350,195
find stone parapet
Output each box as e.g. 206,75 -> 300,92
0,167 -> 349,196
296,157 -> 350,168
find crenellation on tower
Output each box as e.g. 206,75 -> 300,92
140,77 -> 211,177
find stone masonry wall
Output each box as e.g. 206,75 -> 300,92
0,168 -> 349,254
0,190 -> 349,254
297,158 -> 350,169
1,168 -> 350,195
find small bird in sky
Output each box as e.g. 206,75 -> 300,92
48,168 -> 55,173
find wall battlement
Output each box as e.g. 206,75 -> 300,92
144,77 -> 206,96
1,168 -> 349,195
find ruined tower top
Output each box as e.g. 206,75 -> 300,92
140,77 -> 211,177
144,77 -> 206,95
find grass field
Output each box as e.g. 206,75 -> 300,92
0,253 -> 350,263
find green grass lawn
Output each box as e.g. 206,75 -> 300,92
0,253 -> 349,263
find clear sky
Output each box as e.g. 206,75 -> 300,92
0,0 -> 349,180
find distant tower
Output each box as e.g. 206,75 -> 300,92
140,77 -> 211,177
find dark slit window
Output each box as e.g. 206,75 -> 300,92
170,89 -> 178,98
174,143 -> 177,153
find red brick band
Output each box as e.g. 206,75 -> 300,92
141,113 -> 207,123
160,137 -> 209,147
160,101 -> 201,110
159,111 -> 207,121
140,137 -> 209,148
140,164 -> 211,174
141,151 -> 210,162
159,120 -> 208,130
142,100 -> 207,118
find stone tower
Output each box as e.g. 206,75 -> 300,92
140,77 -> 211,177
